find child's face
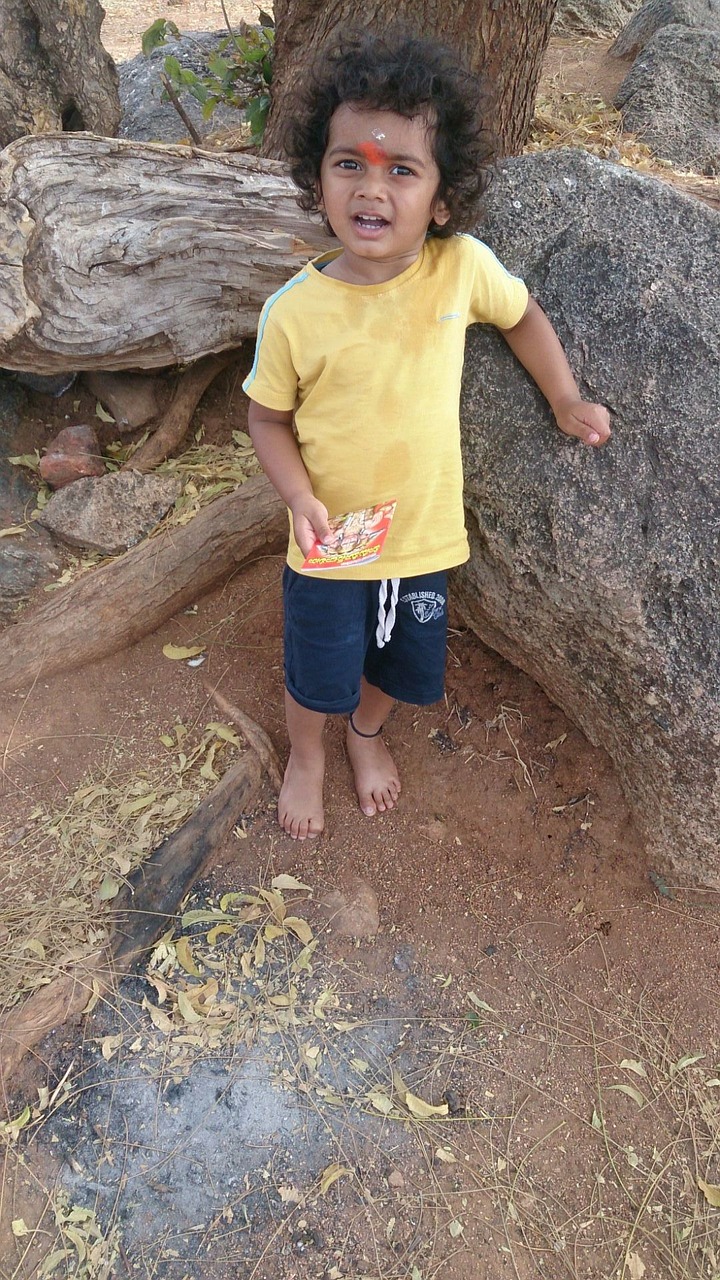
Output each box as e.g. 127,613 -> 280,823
318,105 -> 450,283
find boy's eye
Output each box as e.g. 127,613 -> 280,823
337,159 -> 360,171
391,165 -> 414,177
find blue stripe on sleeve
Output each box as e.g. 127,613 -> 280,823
242,271 -> 309,393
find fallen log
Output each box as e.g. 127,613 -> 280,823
0,473 -> 287,694
126,350 -> 241,473
0,133 -> 329,374
0,748 -> 263,1105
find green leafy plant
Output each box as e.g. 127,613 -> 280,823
141,10 -> 274,145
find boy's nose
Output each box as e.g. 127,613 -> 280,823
353,176 -> 384,200
356,170 -> 387,199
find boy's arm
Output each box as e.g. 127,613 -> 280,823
500,297 -> 611,448
247,399 -> 332,555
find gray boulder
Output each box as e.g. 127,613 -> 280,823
554,0 -> 641,37
36,470 -> 182,554
611,0 -> 720,58
614,26 -> 720,171
119,32 -> 244,144
455,148 -> 720,886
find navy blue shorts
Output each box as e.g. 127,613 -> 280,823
283,567 -> 448,715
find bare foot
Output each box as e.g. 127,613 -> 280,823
346,725 -> 401,817
278,749 -> 325,839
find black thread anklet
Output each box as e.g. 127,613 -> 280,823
349,713 -> 383,739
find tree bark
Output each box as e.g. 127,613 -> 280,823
0,474 -> 287,694
0,0 -> 120,148
263,0 -> 558,159
0,134 -> 331,375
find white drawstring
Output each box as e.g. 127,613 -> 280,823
375,577 -> 400,648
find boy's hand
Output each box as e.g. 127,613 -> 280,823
554,399 -> 611,448
289,493 -> 332,556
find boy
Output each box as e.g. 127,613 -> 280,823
244,32 -> 610,840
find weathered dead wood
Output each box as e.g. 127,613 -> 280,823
0,133 -> 329,374
0,0 -> 120,148
126,350 -> 242,473
0,749 -> 263,1104
0,473 -> 287,694
208,684 -> 284,791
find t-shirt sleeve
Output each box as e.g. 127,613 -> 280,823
463,236 -> 529,330
242,309 -> 298,411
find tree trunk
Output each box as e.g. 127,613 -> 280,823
0,474 -> 287,694
0,134 -> 331,374
0,0 -> 120,147
263,0 -> 558,159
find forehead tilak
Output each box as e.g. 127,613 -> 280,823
357,140 -> 388,165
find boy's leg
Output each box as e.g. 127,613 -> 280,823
345,677 -> 400,817
279,689 -> 326,840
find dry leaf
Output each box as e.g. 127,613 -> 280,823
175,936 -> 201,977
278,1185 -> 302,1204
671,1052 -> 705,1076
284,916 -> 313,945
11,1219 -> 29,1236
101,1032 -> 123,1062
318,1163 -> 352,1195
448,1220 -> 464,1238
467,991 -> 496,1013
620,1059 -> 648,1078
142,997 -> 174,1033
608,1083 -> 645,1107
177,990 -> 203,1024
95,400 -> 115,422
404,1091 -> 449,1119
207,923 -> 235,945
162,644 -> 206,660
271,874 -> 311,891
435,1147 -> 457,1163
698,1178 -> 720,1208
627,1251 -> 646,1279
367,1089 -> 394,1116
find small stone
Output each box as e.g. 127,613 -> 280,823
319,879 -> 379,938
84,371 -> 161,431
39,424 -> 105,488
388,1169 -> 404,1188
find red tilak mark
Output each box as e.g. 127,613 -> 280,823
358,140 -> 388,165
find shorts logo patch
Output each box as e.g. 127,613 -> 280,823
400,590 -> 446,623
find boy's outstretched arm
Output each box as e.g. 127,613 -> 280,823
500,297 -> 611,448
247,400 -> 332,554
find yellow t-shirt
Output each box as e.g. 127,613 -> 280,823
243,234 -> 528,579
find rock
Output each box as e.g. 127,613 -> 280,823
319,879 -> 380,937
614,26 -> 720,171
611,0 -> 720,58
38,424 -> 105,488
454,148 -> 720,886
83,371 -> 160,431
36,470 -> 182,554
118,32 -> 245,144
0,376 -> 61,617
10,371 -> 76,396
554,0 -> 641,38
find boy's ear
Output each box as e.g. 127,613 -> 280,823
316,181 -> 325,211
431,197 -> 451,228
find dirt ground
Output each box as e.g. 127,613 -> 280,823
1,11 -> 720,1280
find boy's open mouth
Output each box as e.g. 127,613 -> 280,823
353,214 -> 390,231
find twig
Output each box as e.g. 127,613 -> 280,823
159,72 -> 203,146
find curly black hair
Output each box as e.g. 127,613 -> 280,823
282,29 -> 496,238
